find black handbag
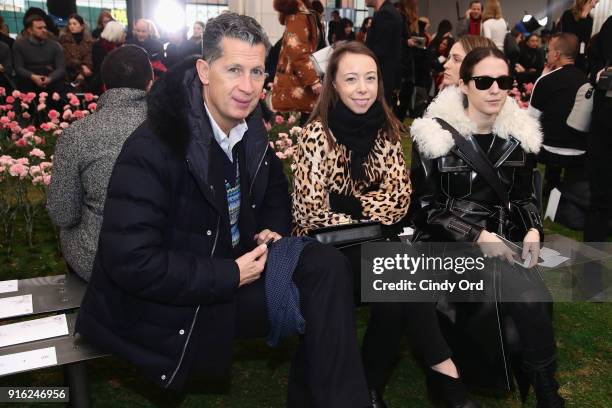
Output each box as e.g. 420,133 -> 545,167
308,221 -> 383,248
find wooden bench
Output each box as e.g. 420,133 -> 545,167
0,273 -> 107,407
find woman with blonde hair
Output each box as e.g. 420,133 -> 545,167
92,10 -> 113,39
482,0 -> 507,52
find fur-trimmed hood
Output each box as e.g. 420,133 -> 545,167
410,86 -> 542,159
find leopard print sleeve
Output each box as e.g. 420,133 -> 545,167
292,122 -> 353,233
356,138 -> 411,225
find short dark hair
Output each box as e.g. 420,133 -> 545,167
469,0 -> 482,7
25,14 -> 45,29
101,45 -> 153,90
550,32 -> 579,60
460,47 -> 509,82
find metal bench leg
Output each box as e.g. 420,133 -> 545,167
63,362 -> 90,408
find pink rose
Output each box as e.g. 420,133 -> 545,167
69,97 -> 80,107
48,110 -> 60,120
264,121 -> 272,131
62,110 -> 73,120
40,162 -> 52,171
43,174 -> 51,185
21,102 -> 29,110
60,122 -> 69,129
7,111 -> 15,119
9,163 -> 28,178
39,122 -> 52,132
39,92 -> 48,99
32,175 -> 43,185
52,92 -> 61,101
287,115 -> 296,125
11,90 -> 21,99
22,112 -> 31,119
275,115 -> 284,124
29,165 -> 41,176
0,155 -> 14,166
84,93 -> 95,102
5,104 -> 13,111
33,136 -> 43,145
0,116 -> 9,125
29,148 -> 45,159
88,102 -> 97,111
0,87 -> 5,96
53,130 -> 63,136
37,103 -> 47,111
6,96 -> 14,103
25,125 -> 36,133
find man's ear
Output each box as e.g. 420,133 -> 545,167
196,58 -> 210,85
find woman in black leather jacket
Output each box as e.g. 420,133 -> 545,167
407,47 -> 563,408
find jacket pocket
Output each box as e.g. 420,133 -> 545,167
438,156 -> 472,198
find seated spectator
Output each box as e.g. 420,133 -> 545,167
337,17 -> 355,41
92,20 -> 125,93
0,15 -> 15,49
92,10 -> 113,39
356,17 -> 372,43
128,18 -> 163,60
163,27 -> 192,68
187,20 -> 205,55
59,13 -> 94,90
328,9 -> 341,44
47,45 -> 151,282
0,40 -> 13,90
74,13 -> 370,406
12,15 -> 66,93
504,28 -> 523,68
529,32 -> 589,194
515,34 -> 544,84
128,19 -> 166,77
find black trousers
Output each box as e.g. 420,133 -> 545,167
235,242 -> 370,408
362,263 -> 555,394
536,148 -> 585,195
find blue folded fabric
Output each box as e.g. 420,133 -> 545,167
264,236 -> 316,347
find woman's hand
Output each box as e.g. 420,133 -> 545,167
311,82 -> 322,95
522,228 -> 540,268
477,230 -> 515,264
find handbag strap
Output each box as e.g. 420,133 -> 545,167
434,118 -> 510,208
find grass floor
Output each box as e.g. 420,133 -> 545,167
0,136 -> 610,407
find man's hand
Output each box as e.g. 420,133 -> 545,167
465,9 -> 472,19
40,76 -> 51,87
31,74 -> 46,87
0,63 -> 4,72
254,229 -> 282,245
235,244 -> 268,287
514,63 -> 526,73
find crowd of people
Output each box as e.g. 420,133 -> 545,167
0,7 -> 205,95
3,0 -> 604,407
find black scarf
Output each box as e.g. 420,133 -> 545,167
73,32 -> 83,45
328,99 -> 384,181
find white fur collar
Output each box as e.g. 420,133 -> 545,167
410,86 -> 542,158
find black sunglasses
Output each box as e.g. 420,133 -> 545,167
468,75 -> 514,90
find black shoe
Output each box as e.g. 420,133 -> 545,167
523,355 -> 565,408
369,389 -> 388,408
426,369 -> 481,408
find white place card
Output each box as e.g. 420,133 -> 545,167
544,188 -> 561,221
0,280 -> 18,294
0,314 -> 69,348
0,347 -> 58,376
0,294 -> 33,319
539,254 -> 570,268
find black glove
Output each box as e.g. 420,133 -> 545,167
329,192 -> 364,219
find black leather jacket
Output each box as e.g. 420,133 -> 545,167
409,88 -> 544,243
410,134 -> 543,243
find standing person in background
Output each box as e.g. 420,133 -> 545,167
482,0 -> 507,52
47,45 -> 151,282
128,19 -> 163,60
0,40 -> 13,91
356,17 -> 373,43
60,14 -> 94,90
91,10 -> 113,39
0,16 -> 15,49
311,1 -> 327,48
366,0 -> 403,108
560,0 -> 598,73
328,9 -> 341,44
458,0 -> 483,36
272,0 -> 321,123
